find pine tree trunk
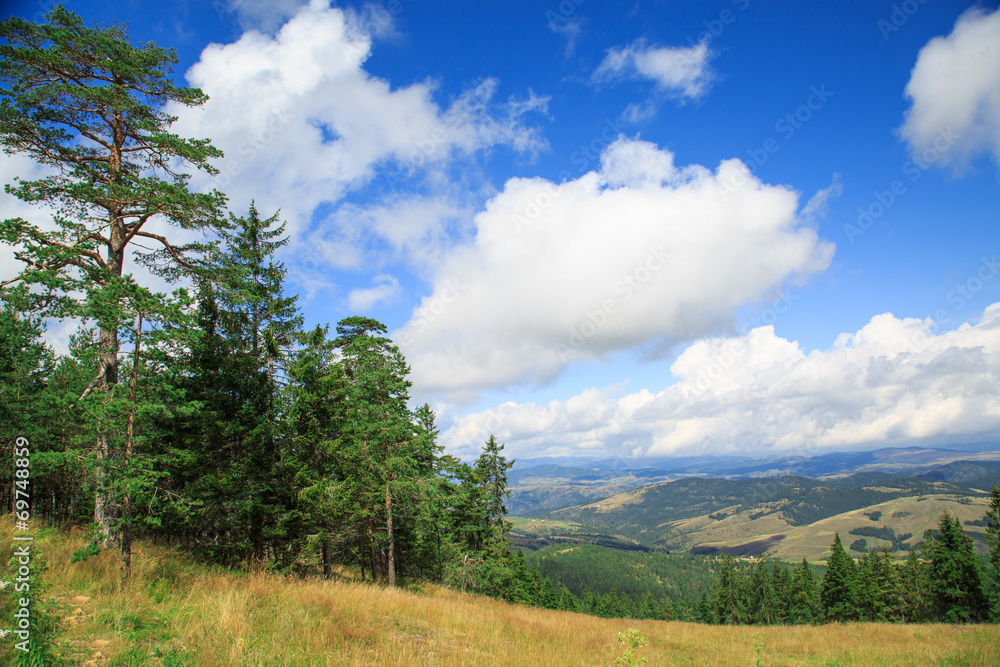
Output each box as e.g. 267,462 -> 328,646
322,534 -> 332,580
358,531 -> 367,582
120,490 -> 132,586
95,231 -> 125,549
386,482 -> 395,587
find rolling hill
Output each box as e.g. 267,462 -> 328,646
507,447 -> 1000,517
536,473 -> 993,557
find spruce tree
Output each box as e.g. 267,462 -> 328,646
657,592 -> 676,621
922,512 -> 988,623
334,316 -> 415,586
474,434 -> 515,560
748,558 -> 778,625
713,555 -> 746,625
899,550 -> 930,623
788,558 -> 819,624
985,484 -> 1000,621
821,533 -> 858,622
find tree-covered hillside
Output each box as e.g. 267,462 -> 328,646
547,474 -> 987,549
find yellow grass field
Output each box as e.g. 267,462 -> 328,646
3,521 -> 998,666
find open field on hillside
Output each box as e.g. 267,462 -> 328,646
546,474 -> 993,556
695,493 -> 992,561
2,521 -> 999,666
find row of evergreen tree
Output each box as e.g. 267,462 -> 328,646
517,507 -> 999,625
0,7 -> 539,595
0,202 -> 528,592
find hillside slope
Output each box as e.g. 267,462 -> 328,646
546,474 -> 988,552
4,523 -> 997,666
688,493 -> 992,560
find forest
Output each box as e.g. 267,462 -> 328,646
0,12 -> 998,663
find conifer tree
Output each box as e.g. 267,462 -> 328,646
898,550 -> 930,623
985,484 -> 1000,620
922,512 -> 988,623
0,8 -> 225,562
657,593 -> 676,621
284,324 -> 343,577
821,533 -> 858,622
770,561 -> 791,624
788,558 -> 820,624
334,316 -> 415,586
713,555 -> 746,625
748,558 -> 779,625
473,434 -> 515,560
183,205 -> 301,562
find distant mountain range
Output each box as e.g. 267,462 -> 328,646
507,446 -> 1000,516
506,445 -> 1000,560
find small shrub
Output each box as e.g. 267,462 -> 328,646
615,628 -> 647,666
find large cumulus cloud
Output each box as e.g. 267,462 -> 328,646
397,137 -> 835,402
444,303 -> 1000,458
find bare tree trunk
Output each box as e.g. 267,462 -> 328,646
358,531 -> 367,582
120,490 -> 131,586
368,520 -> 378,581
94,229 -> 125,549
385,482 -> 395,587
322,533 -> 332,580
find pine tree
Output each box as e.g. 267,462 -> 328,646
713,555 -> 746,625
898,550 -> 930,623
985,484 -> 1000,621
788,558 -> 819,624
922,512 -> 988,623
748,558 -> 778,625
821,533 -> 858,622
475,434 -> 515,560
657,592 -> 676,621
0,8 -> 225,564
334,316 -> 415,586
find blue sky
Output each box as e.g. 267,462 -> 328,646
2,0 -> 999,460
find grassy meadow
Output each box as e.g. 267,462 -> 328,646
2,521 -> 999,666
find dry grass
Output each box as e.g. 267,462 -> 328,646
2,520 -> 998,666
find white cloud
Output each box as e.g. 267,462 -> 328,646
900,7 -> 1000,171
225,0 -> 311,33
800,173 -> 842,222
548,16 -> 583,59
593,39 -> 714,102
168,0 -> 546,280
348,273 -> 401,311
396,137 -> 835,402
444,302 -> 1000,458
